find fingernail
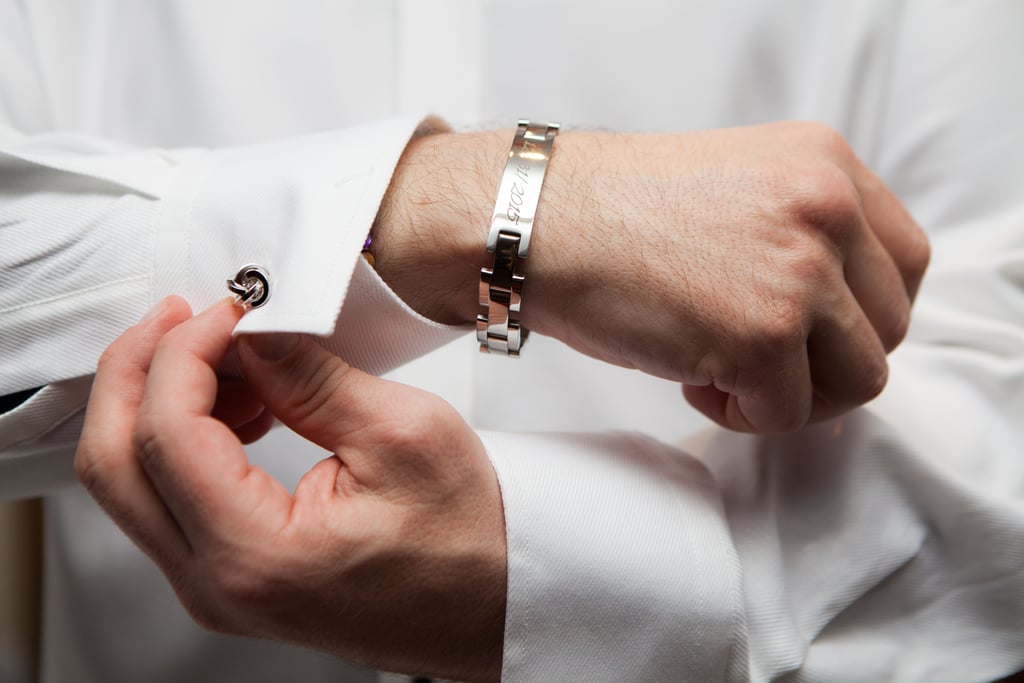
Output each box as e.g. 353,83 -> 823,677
139,297 -> 168,324
245,333 -> 300,361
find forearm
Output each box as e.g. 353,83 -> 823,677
371,128 -> 509,327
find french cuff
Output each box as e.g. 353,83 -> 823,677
319,256 -> 466,376
479,430 -> 742,682
153,114 -> 430,340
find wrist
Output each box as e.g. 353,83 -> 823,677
372,129 -> 508,326
372,126 -> 592,333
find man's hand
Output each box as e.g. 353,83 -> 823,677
375,122 -> 930,433
74,298 -> 506,682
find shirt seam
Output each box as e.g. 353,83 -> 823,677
0,274 -> 146,315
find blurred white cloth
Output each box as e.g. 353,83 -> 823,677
1,1 -> 1022,681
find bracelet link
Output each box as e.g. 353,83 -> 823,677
477,120 -> 559,356
477,231 -> 527,356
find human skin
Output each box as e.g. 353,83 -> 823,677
75,299 -> 506,682
373,122 -> 930,433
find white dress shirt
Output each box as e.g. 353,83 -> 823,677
1,1 -> 1022,681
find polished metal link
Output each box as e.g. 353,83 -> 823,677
478,231 -> 527,355
477,120 -> 559,356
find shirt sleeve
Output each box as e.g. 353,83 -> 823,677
0,117 -> 465,500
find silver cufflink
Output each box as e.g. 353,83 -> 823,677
227,263 -> 271,309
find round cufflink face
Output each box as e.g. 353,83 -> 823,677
226,263 -> 271,308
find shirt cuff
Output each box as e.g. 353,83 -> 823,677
479,430 -> 742,682
154,114 -> 427,340
319,257 -> 466,376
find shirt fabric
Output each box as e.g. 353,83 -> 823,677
1,1 -> 1023,682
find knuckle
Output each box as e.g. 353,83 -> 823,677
907,226 -> 932,278
94,345 -> 121,376
179,589 -> 234,635
290,354 -> 354,426
771,403 -> 809,434
775,120 -> 854,161
788,233 -> 840,284
174,559 -> 273,637
383,393 -> 449,443
753,302 -> 807,353
692,350 -> 733,390
210,563 -> 258,608
132,415 -> 165,472
74,432 -> 122,508
375,415 -> 423,452
148,564 -> 240,635
882,304 -> 912,351
856,357 -> 890,403
787,165 -> 862,243
207,566 -> 262,619
73,443 -> 105,496
204,553 -> 282,619
799,121 -> 853,158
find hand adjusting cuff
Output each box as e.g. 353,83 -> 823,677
477,120 -> 559,356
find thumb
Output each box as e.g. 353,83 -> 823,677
236,333 -> 377,452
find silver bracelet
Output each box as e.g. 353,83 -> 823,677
477,119 -> 559,356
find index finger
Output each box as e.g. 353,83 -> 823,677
134,300 -> 292,547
